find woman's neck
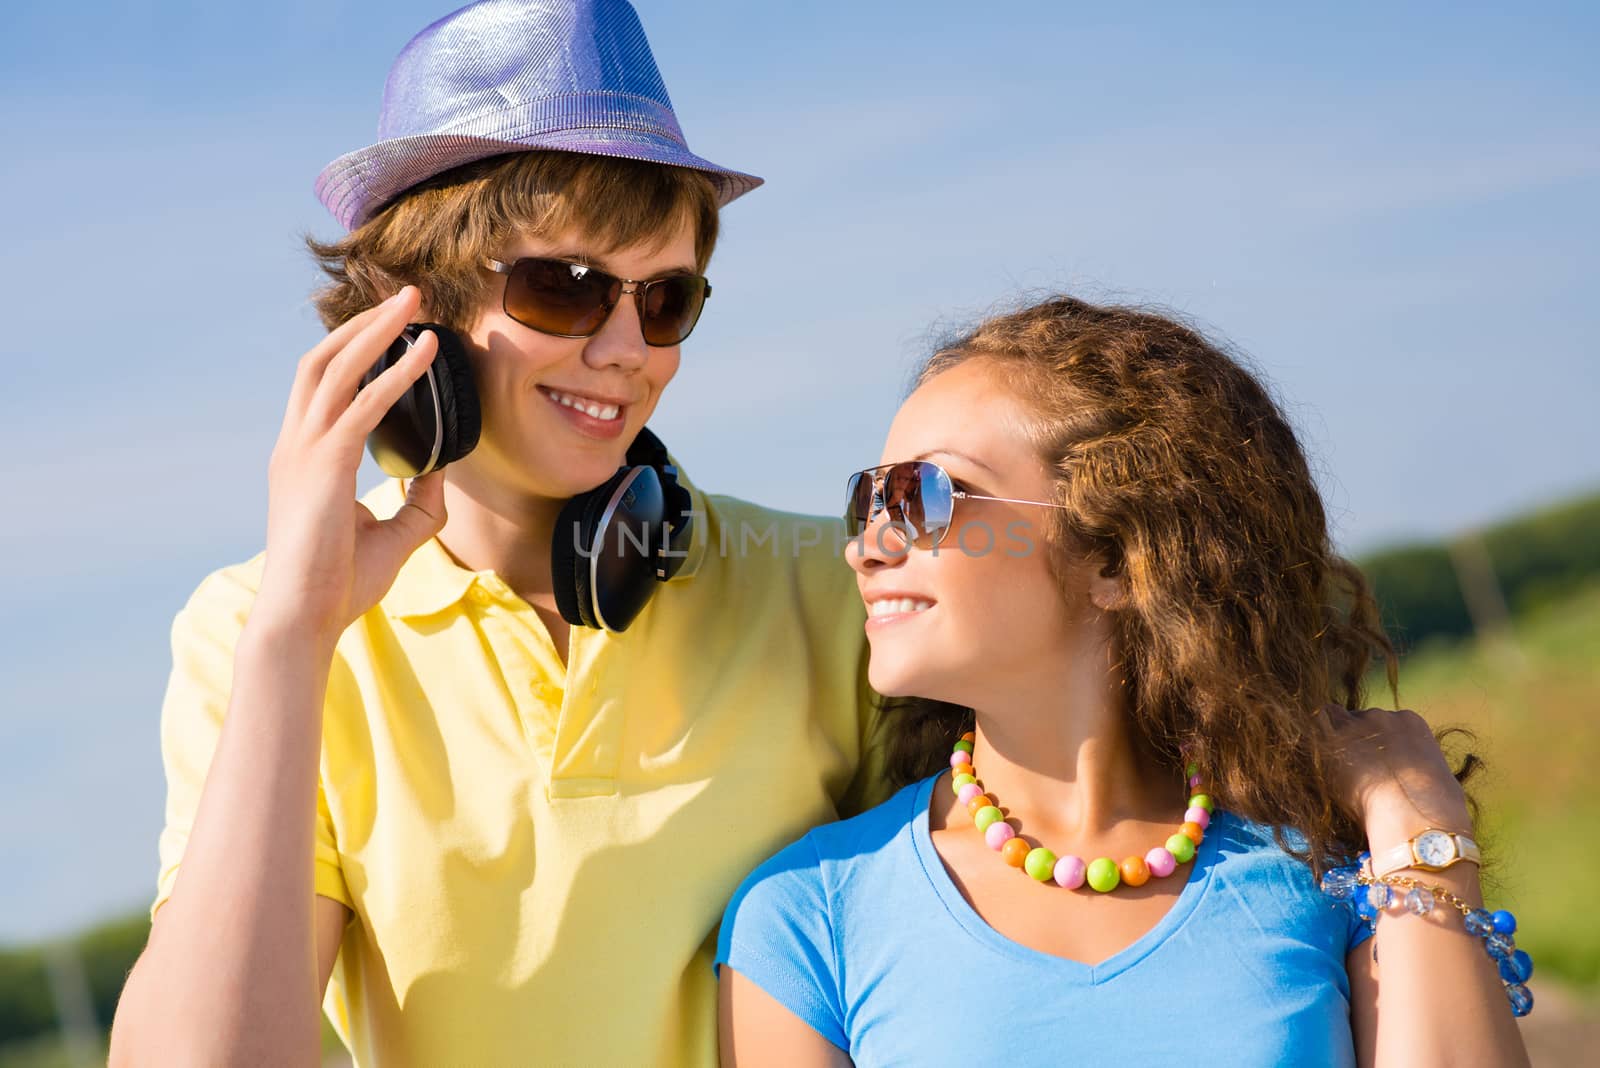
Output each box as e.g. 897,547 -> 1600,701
965,664 -> 1176,838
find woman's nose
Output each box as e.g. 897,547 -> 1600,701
846,507 -> 911,574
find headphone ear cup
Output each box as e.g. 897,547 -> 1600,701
418,324 -> 480,466
552,477 -> 621,629
550,495 -> 588,628
626,427 -> 693,580
362,323 -> 481,477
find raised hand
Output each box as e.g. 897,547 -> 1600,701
254,286 -> 449,644
1322,704 -> 1475,848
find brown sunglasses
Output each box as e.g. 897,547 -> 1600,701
484,257 -> 711,347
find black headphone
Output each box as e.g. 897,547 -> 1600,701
361,323 -> 695,633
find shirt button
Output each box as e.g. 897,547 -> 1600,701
468,586 -> 492,606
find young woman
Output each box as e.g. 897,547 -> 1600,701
109,2 -> 880,1064
717,297 -> 1532,1066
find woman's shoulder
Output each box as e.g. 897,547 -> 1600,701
725,778 -> 928,915
1194,810 -> 1338,916
810,775 -> 929,859
717,777 -> 930,1000
1203,808 -> 1376,959
1206,809 -> 1318,873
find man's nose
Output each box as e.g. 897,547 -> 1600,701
582,288 -> 650,372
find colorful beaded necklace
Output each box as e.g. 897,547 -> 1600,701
949,732 -> 1215,892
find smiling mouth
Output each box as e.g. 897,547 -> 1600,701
538,386 -> 625,422
868,598 -> 934,618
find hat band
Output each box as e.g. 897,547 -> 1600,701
379,90 -> 687,148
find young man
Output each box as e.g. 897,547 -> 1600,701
109,2 -> 880,1064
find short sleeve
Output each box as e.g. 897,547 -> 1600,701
715,836 -> 848,1052
1345,898 -> 1375,955
152,561 -> 351,919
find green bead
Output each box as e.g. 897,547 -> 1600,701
1166,832 -> 1197,864
974,806 -> 1004,832
1086,857 -> 1121,893
954,739 -> 975,754
1185,762 -> 1199,779
1188,793 -> 1214,814
1025,848 -> 1057,882
952,773 -> 977,794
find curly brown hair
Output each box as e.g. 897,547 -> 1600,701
879,295 -> 1463,873
304,150 -> 720,333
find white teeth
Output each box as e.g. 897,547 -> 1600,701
545,389 -> 621,421
869,598 -> 933,618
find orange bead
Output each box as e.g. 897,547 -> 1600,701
966,794 -> 994,816
1119,856 -> 1151,887
1001,837 -> 1031,867
1180,821 -> 1205,845
961,731 -> 976,743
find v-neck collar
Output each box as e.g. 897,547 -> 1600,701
907,773 -> 1224,985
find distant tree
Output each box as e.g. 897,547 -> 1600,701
72,914 -> 150,1033
1361,543 -> 1474,649
0,947 -> 55,1045
1359,489 -> 1600,649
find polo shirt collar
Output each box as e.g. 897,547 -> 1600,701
372,458 -> 710,621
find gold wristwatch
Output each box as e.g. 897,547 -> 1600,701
1370,828 -> 1480,878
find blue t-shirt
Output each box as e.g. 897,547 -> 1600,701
717,774 -> 1371,1066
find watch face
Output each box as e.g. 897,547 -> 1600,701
1415,830 -> 1457,868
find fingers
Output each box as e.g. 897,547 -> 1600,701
307,289 -> 425,431
302,286 -> 424,432
333,327 -> 440,440
284,288 -> 417,422
384,469 -> 448,550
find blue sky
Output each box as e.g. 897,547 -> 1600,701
1,1 -> 1595,940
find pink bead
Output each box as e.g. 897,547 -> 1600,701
1053,855 -> 1087,889
957,782 -> 983,805
1145,846 -> 1177,878
984,821 -> 1016,850
1184,806 -> 1211,830
950,750 -> 972,768
1188,774 -> 1203,789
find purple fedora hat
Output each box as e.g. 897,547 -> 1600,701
314,0 -> 763,230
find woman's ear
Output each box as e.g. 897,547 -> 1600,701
1088,565 -> 1129,612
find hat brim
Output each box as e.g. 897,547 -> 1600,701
315,129 -> 763,231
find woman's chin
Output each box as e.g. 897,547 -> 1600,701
869,665 -> 953,704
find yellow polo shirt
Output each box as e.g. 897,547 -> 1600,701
152,472 -> 881,1066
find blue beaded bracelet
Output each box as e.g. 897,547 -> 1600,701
1321,860 -> 1535,1018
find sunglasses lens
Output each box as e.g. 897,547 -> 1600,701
843,461 -> 955,547
504,259 -> 619,337
844,472 -> 873,536
639,276 -> 709,347
913,462 -> 954,544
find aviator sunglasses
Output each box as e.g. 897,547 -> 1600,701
484,257 -> 712,347
845,460 -> 1070,549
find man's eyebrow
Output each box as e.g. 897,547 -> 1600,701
548,249 -> 604,267
542,251 -> 697,277
914,448 -> 996,474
